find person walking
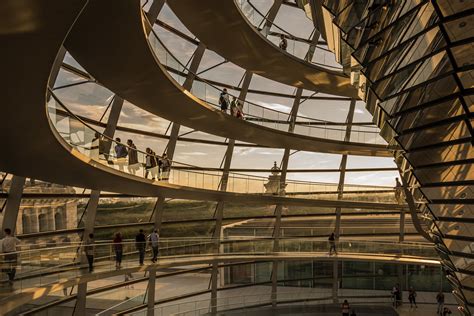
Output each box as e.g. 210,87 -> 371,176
0,228 -> 21,284
341,300 -> 350,316
127,139 -> 139,175
235,98 -> 244,119
391,284 -> 401,308
230,96 -> 238,117
394,177 -> 404,204
328,232 -> 337,255
114,138 -> 128,171
437,291 -> 445,315
145,148 -> 158,180
219,89 -> 230,113
408,286 -> 417,308
83,233 -> 95,272
160,153 -> 171,181
113,232 -> 123,269
279,34 -> 288,51
135,229 -> 146,266
148,229 -> 160,263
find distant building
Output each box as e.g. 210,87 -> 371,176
1,179 -> 79,243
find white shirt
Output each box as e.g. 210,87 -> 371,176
149,232 -> 159,247
1,236 -> 21,253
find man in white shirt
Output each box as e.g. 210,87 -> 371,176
148,229 -> 160,263
1,228 -> 21,284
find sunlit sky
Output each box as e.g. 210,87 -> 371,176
54,0 -> 399,187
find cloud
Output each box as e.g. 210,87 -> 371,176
180,152 -> 208,156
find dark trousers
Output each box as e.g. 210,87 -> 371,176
329,243 -> 337,254
115,250 -> 123,265
138,247 -> 145,264
4,253 -> 17,281
152,246 -> 159,261
86,254 -> 94,272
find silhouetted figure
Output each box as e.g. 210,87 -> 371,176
437,292 -> 445,315
160,153 -> 170,181
1,228 -> 20,284
391,284 -> 401,308
148,229 -> 160,263
328,232 -> 337,255
219,88 -> 230,113
408,286 -> 417,308
279,34 -> 287,51
394,177 -> 404,204
83,233 -> 95,272
113,232 -> 123,269
114,138 -> 128,171
145,148 -> 158,180
230,96 -> 238,116
341,300 -> 350,316
135,229 -> 146,265
236,98 -> 244,119
127,139 -> 139,175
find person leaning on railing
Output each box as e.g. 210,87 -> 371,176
0,228 -> 21,285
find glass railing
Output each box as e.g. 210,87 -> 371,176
0,237 -> 438,297
47,92 -> 392,197
235,0 -> 343,71
129,291 -> 392,316
144,16 -> 387,146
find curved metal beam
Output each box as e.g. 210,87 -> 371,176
64,0 -> 391,157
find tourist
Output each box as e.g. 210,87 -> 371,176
328,232 -> 337,255
230,96 -> 238,116
135,229 -> 146,266
341,299 -> 350,316
83,233 -> 95,272
235,98 -> 244,119
394,177 -> 403,204
160,153 -> 171,181
127,139 -> 139,175
97,133 -> 109,160
437,291 -> 445,315
0,228 -> 21,284
219,88 -> 230,113
113,232 -> 123,269
279,34 -> 287,51
114,137 -> 128,171
391,283 -> 401,308
89,132 -> 101,160
408,286 -> 417,308
145,148 -> 158,180
148,229 -> 160,263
